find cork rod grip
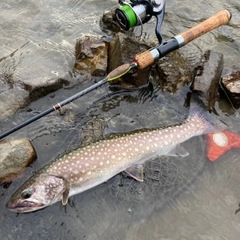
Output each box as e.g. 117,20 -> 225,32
180,10 -> 231,45
134,50 -> 155,70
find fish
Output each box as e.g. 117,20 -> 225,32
7,95 -> 226,213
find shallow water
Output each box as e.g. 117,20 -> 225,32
1,0 -> 240,239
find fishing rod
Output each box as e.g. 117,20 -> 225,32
0,63 -> 136,140
0,10 -> 231,140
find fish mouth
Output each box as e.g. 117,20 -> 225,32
7,201 -> 45,213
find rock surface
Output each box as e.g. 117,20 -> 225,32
74,35 -> 109,77
0,139 -> 37,182
157,50 -> 192,93
0,79 -> 29,121
108,32 -> 152,88
221,66 -> 240,109
191,50 -> 224,112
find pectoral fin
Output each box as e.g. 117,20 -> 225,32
166,145 -> 189,157
125,165 -> 144,182
62,187 -> 70,205
59,177 -> 70,205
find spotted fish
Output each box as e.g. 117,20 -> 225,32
7,96 -> 225,212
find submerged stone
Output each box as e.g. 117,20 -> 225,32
0,40 -> 74,120
0,139 -> 37,182
0,79 -> 29,121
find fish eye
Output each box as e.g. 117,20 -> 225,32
20,190 -> 32,199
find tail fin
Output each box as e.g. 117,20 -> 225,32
188,93 -> 227,135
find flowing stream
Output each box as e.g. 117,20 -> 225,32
0,0 -> 240,239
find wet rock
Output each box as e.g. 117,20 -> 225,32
221,66 -> 240,109
74,35 -> 109,77
0,139 -> 37,182
100,10 -> 122,34
157,51 -> 192,93
108,32 -> 152,88
191,50 -> 224,112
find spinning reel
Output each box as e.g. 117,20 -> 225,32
115,0 -> 165,43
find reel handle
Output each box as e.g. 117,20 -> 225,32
134,10 -> 231,69
179,10 -> 231,45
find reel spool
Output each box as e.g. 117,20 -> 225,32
115,0 -> 165,43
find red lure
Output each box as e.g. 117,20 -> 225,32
206,130 -> 240,162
